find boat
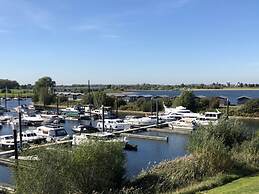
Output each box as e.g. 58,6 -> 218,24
124,116 -> 157,127
22,114 -> 44,126
96,119 -> 131,131
34,125 -> 71,142
195,116 -> 218,126
0,115 -> 13,123
18,130 -> 46,144
194,111 -> 221,126
169,118 -> 197,130
163,104 -> 201,118
0,135 -> 16,149
72,124 -> 99,133
0,131 -> 45,149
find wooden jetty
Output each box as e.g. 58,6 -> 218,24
121,133 -> 168,142
113,123 -> 168,135
0,183 -> 15,194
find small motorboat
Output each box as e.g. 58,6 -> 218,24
72,124 -> 99,133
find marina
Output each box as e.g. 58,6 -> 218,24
0,96 -> 259,187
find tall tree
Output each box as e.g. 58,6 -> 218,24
33,77 -> 56,105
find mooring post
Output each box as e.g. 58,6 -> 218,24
18,109 -> 23,149
4,86 -> 7,111
56,95 -> 59,115
18,93 -> 21,106
12,124 -> 18,160
226,98 -> 230,119
151,97 -> 153,115
156,99 -> 159,127
102,105 -> 105,132
116,97 -> 118,118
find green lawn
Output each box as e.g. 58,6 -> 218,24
202,174 -> 259,194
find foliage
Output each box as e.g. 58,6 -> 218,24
240,99 -> 259,114
0,79 -> 19,89
232,135 -> 259,170
82,91 -> 115,108
33,77 -> 56,105
120,98 -> 164,112
173,91 -> 197,112
15,141 -> 125,194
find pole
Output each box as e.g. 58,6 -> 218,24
88,80 -> 92,126
102,105 -> 105,132
56,95 -> 59,115
151,97 -> 153,115
156,100 -> 159,127
5,86 -> 7,111
226,98 -> 229,119
18,93 -> 21,106
19,110 -> 23,149
116,98 -> 118,118
12,125 -> 18,160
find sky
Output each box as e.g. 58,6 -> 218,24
0,0 -> 259,85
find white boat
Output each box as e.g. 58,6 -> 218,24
0,131 -> 45,149
195,116 -> 218,126
124,116 -> 157,127
0,135 -> 16,148
23,114 -> 44,126
18,130 -> 46,144
0,115 -> 13,123
96,119 -> 131,131
72,132 -> 125,146
163,105 -> 200,118
169,118 -> 197,130
72,124 -> 99,133
34,125 -> 70,142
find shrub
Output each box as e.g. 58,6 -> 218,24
15,142 -> 125,194
232,135 -> 259,170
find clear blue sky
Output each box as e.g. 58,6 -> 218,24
0,0 -> 259,85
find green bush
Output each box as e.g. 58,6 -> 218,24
15,142 -> 125,194
232,135 -> 259,170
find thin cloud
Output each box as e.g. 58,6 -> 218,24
0,0 -> 53,31
72,24 -> 100,32
102,34 -> 120,39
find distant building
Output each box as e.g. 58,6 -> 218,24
237,96 -> 251,105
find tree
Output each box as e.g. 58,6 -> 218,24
33,77 -> 56,105
0,79 -> 19,89
173,91 -> 197,112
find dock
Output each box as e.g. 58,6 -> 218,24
0,183 -> 15,194
121,133 -> 168,142
113,123 -> 168,135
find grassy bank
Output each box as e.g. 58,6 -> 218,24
202,173 -> 259,194
0,89 -> 33,98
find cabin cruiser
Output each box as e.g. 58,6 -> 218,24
124,115 -> 157,127
0,131 -> 45,149
23,114 -> 44,126
34,125 -> 70,142
18,130 -> 46,144
195,116 -> 218,126
163,105 -> 200,118
169,118 -> 197,130
96,119 -> 131,131
72,124 -> 99,133
0,115 -> 13,123
203,111 -> 222,121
